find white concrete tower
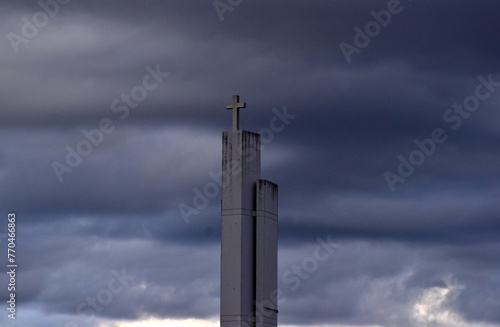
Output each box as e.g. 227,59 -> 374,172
221,95 -> 278,327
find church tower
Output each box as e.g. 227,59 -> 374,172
221,95 -> 278,327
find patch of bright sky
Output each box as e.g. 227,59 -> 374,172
107,321 -> 383,327
101,318 -> 219,327
411,277 -> 500,327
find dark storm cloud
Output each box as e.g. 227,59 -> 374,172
3,0 -> 499,135
1,0 -> 499,326
0,126 -> 221,215
0,220 -> 219,322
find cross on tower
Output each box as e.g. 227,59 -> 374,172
225,95 -> 246,131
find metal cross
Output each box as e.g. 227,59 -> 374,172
225,95 -> 246,131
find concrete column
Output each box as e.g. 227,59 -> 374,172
221,130 -> 261,327
255,180 -> 278,327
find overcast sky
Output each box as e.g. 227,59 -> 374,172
1,1 -> 500,327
